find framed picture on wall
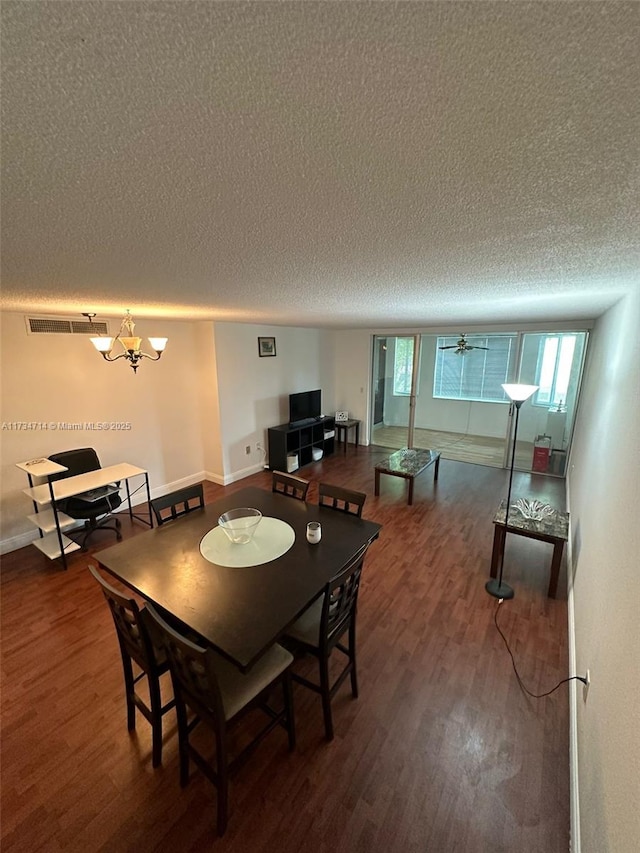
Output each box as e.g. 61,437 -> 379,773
258,336 -> 276,357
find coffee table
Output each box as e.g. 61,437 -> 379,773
374,448 -> 441,505
490,499 -> 569,598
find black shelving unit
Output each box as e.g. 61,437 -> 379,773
267,416 -> 335,472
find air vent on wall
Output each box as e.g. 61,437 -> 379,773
25,315 -> 110,335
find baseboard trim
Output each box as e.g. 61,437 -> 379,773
202,463 -> 264,486
1,530 -> 41,555
566,480 -> 581,853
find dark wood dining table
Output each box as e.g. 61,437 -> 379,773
96,486 -> 381,672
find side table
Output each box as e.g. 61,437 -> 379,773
490,499 -> 569,598
334,418 -> 360,454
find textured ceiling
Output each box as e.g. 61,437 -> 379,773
1,1 -> 638,328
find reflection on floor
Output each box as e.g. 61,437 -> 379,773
372,424 -> 535,470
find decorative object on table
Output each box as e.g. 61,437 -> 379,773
335,411 -> 349,422
438,333 -> 489,355
218,507 -> 262,544
485,383 -> 539,600
306,521 -> 322,544
513,498 -> 555,522
86,310 -> 168,374
257,336 -> 276,357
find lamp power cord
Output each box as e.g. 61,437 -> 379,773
494,600 -> 587,698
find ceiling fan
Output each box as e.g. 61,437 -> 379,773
439,334 -> 490,355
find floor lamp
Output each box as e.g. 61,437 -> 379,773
485,383 -> 539,600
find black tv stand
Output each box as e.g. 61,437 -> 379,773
268,416 -> 336,471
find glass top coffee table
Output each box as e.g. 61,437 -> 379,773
374,448 -> 441,505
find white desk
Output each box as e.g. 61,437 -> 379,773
18,460 -> 151,568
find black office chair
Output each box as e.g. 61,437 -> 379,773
88,566 -> 175,768
48,448 -> 122,549
150,483 -> 205,526
283,543 -> 368,740
143,603 -> 296,836
318,482 -> 367,517
272,470 -> 310,501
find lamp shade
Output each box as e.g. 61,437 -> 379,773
119,336 -> 142,352
91,336 -> 114,353
148,337 -> 168,352
502,383 -> 539,402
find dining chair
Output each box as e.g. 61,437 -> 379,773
283,543 -> 369,740
143,603 -> 296,837
88,565 -> 175,768
271,470 -> 310,501
318,482 -> 367,518
150,483 -> 205,526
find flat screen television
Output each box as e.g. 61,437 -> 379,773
289,389 -> 321,425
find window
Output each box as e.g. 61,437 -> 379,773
535,334 -> 577,407
393,337 -> 414,395
433,335 -> 517,402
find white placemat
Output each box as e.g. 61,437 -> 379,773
199,516 -> 296,567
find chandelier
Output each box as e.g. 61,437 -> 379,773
87,311 -> 168,374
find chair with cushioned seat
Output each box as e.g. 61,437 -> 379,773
283,543 -> 368,740
271,470 -> 310,501
143,603 -> 296,836
150,483 -> 205,526
48,447 -> 122,549
318,482 -> 367,517
88,565 -> 175,768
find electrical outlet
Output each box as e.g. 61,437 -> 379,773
245,445 -> 251,455
256,442 -> 262,452
583,669 -> 591,700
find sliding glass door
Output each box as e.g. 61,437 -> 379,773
370,330 -> 588,477
370,335 -> 420,450
509,331 -> 588,476
371,333 -> 515,461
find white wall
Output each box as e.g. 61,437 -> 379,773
333,330 -> 372,444
0,314 -> 346,551
567,289 -> 640,852
212,322 -> 336,479
194,321 -> 224,481
0,311 -> 207,551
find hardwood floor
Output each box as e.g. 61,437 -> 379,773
1,449 -> 569,852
